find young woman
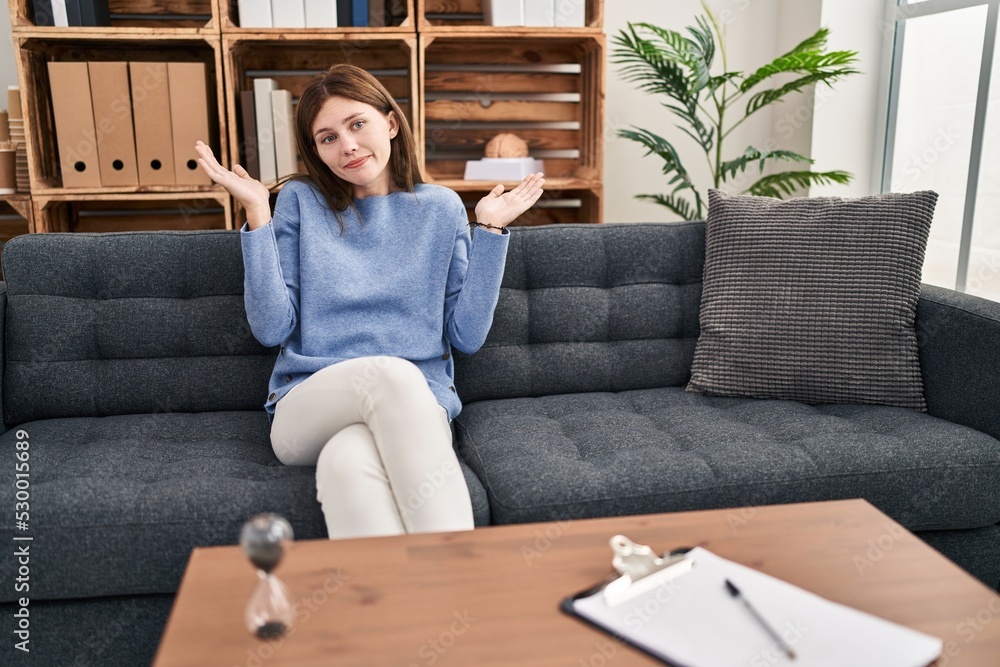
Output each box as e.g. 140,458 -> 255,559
194,64 -> 543,539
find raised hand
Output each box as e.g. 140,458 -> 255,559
474,172 -> 545,231
194,140 -> 272,229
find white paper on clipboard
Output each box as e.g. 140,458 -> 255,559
568,547 -> 942,667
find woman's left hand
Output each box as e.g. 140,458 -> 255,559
474,172 -> 545,232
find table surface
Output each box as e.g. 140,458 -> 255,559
152,499 -> 1000,666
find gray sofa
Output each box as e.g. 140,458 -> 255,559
1,222 -> 999,666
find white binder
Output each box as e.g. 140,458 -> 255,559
272,0 -> 305,28
304,0 -> 338,27
238,0 -> 272,28
483,0 -> 523,26
271,89 -> 298,180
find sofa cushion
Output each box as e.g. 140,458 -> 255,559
1,231 -> 276,426
455,387 -> 1000,530
455,222 -> 705,403
0,411 -> 490,602
687,189 -> 937,410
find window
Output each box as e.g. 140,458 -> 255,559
882,0 -> 999,300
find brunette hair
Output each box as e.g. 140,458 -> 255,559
277,63 -> 423,231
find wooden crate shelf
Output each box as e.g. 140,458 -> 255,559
0,194 -> 32,223
7,0 -> 604,230
14,34 -> 227,195
9,0 -> 219,33
223,34 -> 419,190
418,0 -> 601,31
418,32 -> 604,217
32,192 -> 232,233
0,196 -> 33,277
437,176 -> 599,192
219,0 -> 413,32
453,184 -> 601,225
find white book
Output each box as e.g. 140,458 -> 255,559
51,0 -> 69,26
524,0 -> 553,27
271,90 -> 298,180
464,157 -> 545,181
553,0 -> 585,27
254,78 -> 278,184
304,0 -> 338,27
272,0 -> 306,28
239,0 -> 273,28
483,0 -> 523,26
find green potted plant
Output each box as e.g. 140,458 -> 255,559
612,2 -> 861,220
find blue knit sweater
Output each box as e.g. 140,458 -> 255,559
240,179 -> 510,423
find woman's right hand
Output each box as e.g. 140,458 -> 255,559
194,140 -> 272,230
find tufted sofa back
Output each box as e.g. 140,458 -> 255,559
1,231 -> 276,427
0,222 -> 705,426
454,222 -> 705,403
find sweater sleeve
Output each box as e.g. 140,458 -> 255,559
239,189 -> 301,348
444,206 -> 510,354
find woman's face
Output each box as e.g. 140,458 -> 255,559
311,95 -> 399,199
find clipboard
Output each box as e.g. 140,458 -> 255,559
560,536 -> 943,667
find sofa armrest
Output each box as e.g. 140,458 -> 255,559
916,284 -> 1000,440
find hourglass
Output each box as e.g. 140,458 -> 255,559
240,513 -> 295,639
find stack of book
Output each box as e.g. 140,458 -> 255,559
484,0 -> 585,27
6,89 -> 29,194
47,62 -> 213,188
31,0 -> 111,27
237,0 -> 405,28
238,79 -> 299,184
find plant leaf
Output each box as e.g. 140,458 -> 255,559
632,21 -> 711,91
741,27 -> 847,91
613,22 -> 713,97
744,170 -> 853,198
636,193 -> 702,221
718,146 -> 812,181
786,27 -> 831,58
617,127 -> 699,194
745,65 -> 859,116
684,15 -> 716,92
662,102 -> 714,152
612,24 -> 692,100
708,72 -> 741,93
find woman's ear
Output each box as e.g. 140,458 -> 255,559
387,110 -> 399,139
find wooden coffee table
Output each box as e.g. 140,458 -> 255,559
153,499 -> 1000,666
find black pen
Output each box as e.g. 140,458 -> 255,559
725,578 -> 797,660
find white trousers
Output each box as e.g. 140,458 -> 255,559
269,356 -> 474,539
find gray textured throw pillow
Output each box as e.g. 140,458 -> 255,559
686,188 -> 938,410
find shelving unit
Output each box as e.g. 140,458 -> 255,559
419,30 -> 604,223
6,0 -> 604,230
219,0 -> 413,32
0,193 -> 32,227
0,195 -> 32,278
31,191 -> 230,232
9,0 -> 220,33
417,0 -> 602,32
15,35 -> 226,193
8,0 -> 228,231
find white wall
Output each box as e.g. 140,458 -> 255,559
1,6 -> 17,99
809,0 -> 887,197
765,0 -> 821,196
